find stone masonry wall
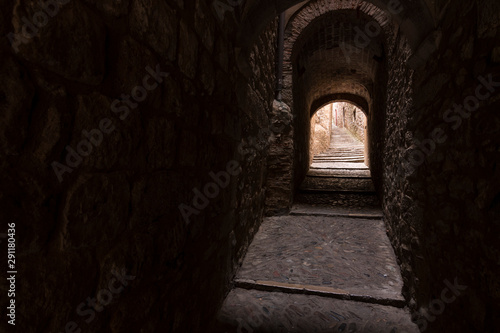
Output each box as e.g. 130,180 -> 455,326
0,1 -> 277,332
309,104 -> 332,165
264,99 -> 294,216
383,1 -> 500,332
343,103 -> 366,143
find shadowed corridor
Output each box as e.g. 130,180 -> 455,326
1,0 -> 499,332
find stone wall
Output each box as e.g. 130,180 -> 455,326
332,102 -> 367,143
264,100 -> 294,216
382,1 -> 500,332
342,103 -> 367,143
309,104 -> 332,164
0,1 -> 278,332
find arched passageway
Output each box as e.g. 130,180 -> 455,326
5,0 -> 499,332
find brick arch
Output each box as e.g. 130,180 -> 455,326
237,0 -> 435,52
281,1 -> 394,194
311,94 -> 370,117
283,5 -> 389,110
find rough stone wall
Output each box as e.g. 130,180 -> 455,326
264,100 -> 294,216
309,104 -> 332,164
0,1 -> 277,332
342,103 -> 367,143
382,1 -> 500,332
332,103 -> 345,128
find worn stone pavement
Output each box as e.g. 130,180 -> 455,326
212,128 -> 419,333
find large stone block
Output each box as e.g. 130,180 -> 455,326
145,117 -> 176,170
70,93 -> 121,171
195,0 -> 215,52
129,0 -> 177,61
32,106 -> 62,163
83,0 -> 130,17
0,56 -> 34,158
108,36 -> 161,105
62,173 -> 130,249
10,1 -> 106,84
178,20 -> 199,79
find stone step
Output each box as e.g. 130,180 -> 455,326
310,162 -> 369,169
322,148 -> 364,151
294,192 -> 380,208
214,289 -> 419,333
290,204 -> 383,219
315,155 -> 365,159
307,168 -> 371,178
234,279 -> 406,307
299,176 -> 376,192
313,158 -> 365,163
299,188 -> 377,195
214,127 -> 418,333
314,155 -> 365,158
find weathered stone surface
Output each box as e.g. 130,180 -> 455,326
62,173 -> 130,248
199,51 -> 215,94
178,20 -> 199,79
82,0 -> 130,17
3,1 -> 499,332
129,0 -> 177,61
195,0 -> 215,52
216,288 -> 418,333
264,100 -> 294,215
11,1 -> 106,84
339,102 -> 367,143
71,93 -> 121,170
109,35 -> 161,102
145,118 -> 176,170
32,106 -> 61,163
477,0 -> 500,38
310,104 -> 332,162
0,56 -> 34,158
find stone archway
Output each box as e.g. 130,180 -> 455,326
237,0 -> 435,54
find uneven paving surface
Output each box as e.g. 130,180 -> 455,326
235,215 -> 404,301
216,289 -> 418,333
213,128 -> 418,333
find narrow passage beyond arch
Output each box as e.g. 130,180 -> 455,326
214,112 -> 418,332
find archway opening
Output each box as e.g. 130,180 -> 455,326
310,101 -> 368,169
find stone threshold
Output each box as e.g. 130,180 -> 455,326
289,211 -> 383,220
299,188 -> 377,195
234,279 -> 406,308
306,174 -> 373,179
310,167 -> 369,169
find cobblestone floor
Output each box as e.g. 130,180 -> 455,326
235,215 -> 404,300
215,289 -> 418,333
212,128 -> 418,333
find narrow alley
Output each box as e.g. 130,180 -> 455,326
215,128 -> 418,332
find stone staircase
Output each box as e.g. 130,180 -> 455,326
213,127 -> 418,333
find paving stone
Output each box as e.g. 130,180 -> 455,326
214,289 -> 419,333
236,215 -> 404,301
214,127 -> 417,333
